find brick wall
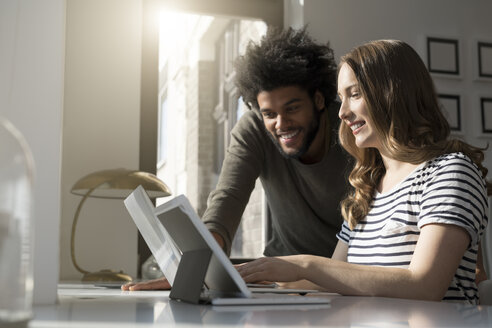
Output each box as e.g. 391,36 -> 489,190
231,179 -> 265,258
197,61 -> 217,216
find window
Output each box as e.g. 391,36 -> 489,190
213,21 -> 267,258
157,93 -> 168,167
156,13 -> 267,259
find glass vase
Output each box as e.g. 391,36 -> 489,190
0,117 -> 35,328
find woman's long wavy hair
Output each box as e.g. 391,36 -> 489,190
339,40 -> 490,229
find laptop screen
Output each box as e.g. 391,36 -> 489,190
124,186 -> 251,303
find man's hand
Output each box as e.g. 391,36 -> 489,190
121,277 -> 171,291
211,231 -> 225,249
121,232 -> 226,291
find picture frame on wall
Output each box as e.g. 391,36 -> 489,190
480,97 -> 492,134
426,37 -> 460,77
438,94 -> 461,133
478,41 -> 492,79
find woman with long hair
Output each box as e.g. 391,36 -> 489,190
237,40 -> 489,304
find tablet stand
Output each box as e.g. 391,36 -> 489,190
169,248 -> 212,304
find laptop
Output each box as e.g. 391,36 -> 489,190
124,186 -> 329,306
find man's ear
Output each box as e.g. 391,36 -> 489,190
314,91 -> 325,111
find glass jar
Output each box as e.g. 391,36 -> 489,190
0,118 -> 35,328
141,255 -> 164,281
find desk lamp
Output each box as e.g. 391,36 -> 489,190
70,168 -> 171,282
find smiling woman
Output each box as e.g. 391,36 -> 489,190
337,64 -> 378,150
237,39 -> 490,305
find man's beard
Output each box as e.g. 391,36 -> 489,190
265,107 -> 322,160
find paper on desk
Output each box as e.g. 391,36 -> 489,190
124,186 -> 180,285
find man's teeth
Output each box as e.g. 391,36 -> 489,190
351,122 -> 365,131
280,130 -> 299,139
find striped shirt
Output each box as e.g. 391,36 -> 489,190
337,153 -> 488,304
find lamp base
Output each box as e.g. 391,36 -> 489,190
81,269 -> 132,282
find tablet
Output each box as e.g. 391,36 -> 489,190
124,186 -> 328,305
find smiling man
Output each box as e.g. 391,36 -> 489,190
123,27 -> 350,291
258,86 -> 325,163
202,27 -> 350,257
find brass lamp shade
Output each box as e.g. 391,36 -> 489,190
71,168 -> 171,199
70,168 -> 171,282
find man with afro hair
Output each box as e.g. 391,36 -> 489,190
202,26 -> 349,258
123,27 -> 350,291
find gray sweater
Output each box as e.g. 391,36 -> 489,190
203,103 -> 350,257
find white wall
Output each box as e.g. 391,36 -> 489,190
60,0 -> 142,280
302,0 -> 492,162
1,0 -> 145,301
0,0 -> 65,304
288,0 -> 492,272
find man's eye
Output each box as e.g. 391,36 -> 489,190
263,112 -> 274,118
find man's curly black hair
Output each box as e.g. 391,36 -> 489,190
234,26 -> 337,111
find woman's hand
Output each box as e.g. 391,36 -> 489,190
235,255 -> 307,283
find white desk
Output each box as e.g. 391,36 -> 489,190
30,284 -> 492,327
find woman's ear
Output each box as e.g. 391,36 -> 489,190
314,91 -> 325,111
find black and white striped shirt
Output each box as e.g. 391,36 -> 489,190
337,153 -> 488,304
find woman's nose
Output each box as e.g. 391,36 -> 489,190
338,101 -> 349,120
